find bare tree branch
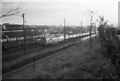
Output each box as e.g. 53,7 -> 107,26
0,3 -> 21,18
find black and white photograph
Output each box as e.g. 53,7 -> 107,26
1,0 -> 120,80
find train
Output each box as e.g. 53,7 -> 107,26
2,32 -> 92,51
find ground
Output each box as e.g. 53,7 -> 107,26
3,37 -> 116,79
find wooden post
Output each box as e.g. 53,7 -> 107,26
64,18 -> 66,41
22,13 -> 26,56
90,15 -> 93,49
81,21 -> 83,37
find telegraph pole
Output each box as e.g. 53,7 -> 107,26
90,14 -> 93,49
88,10 -> 95,49
64,18 -> 66,41
88,10 -> 97,49
81,20 -> 83,37
22,13 -> 26,56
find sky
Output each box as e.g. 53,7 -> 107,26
1,0 -> 120,26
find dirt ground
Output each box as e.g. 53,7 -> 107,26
3,37 -> 116,79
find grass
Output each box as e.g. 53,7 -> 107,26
33,37 -> 116,79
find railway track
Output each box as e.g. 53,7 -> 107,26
3,46 -> 44,62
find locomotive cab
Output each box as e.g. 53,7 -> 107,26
39,37 -> 47,47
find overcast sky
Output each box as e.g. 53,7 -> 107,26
2,0 -> 119,26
